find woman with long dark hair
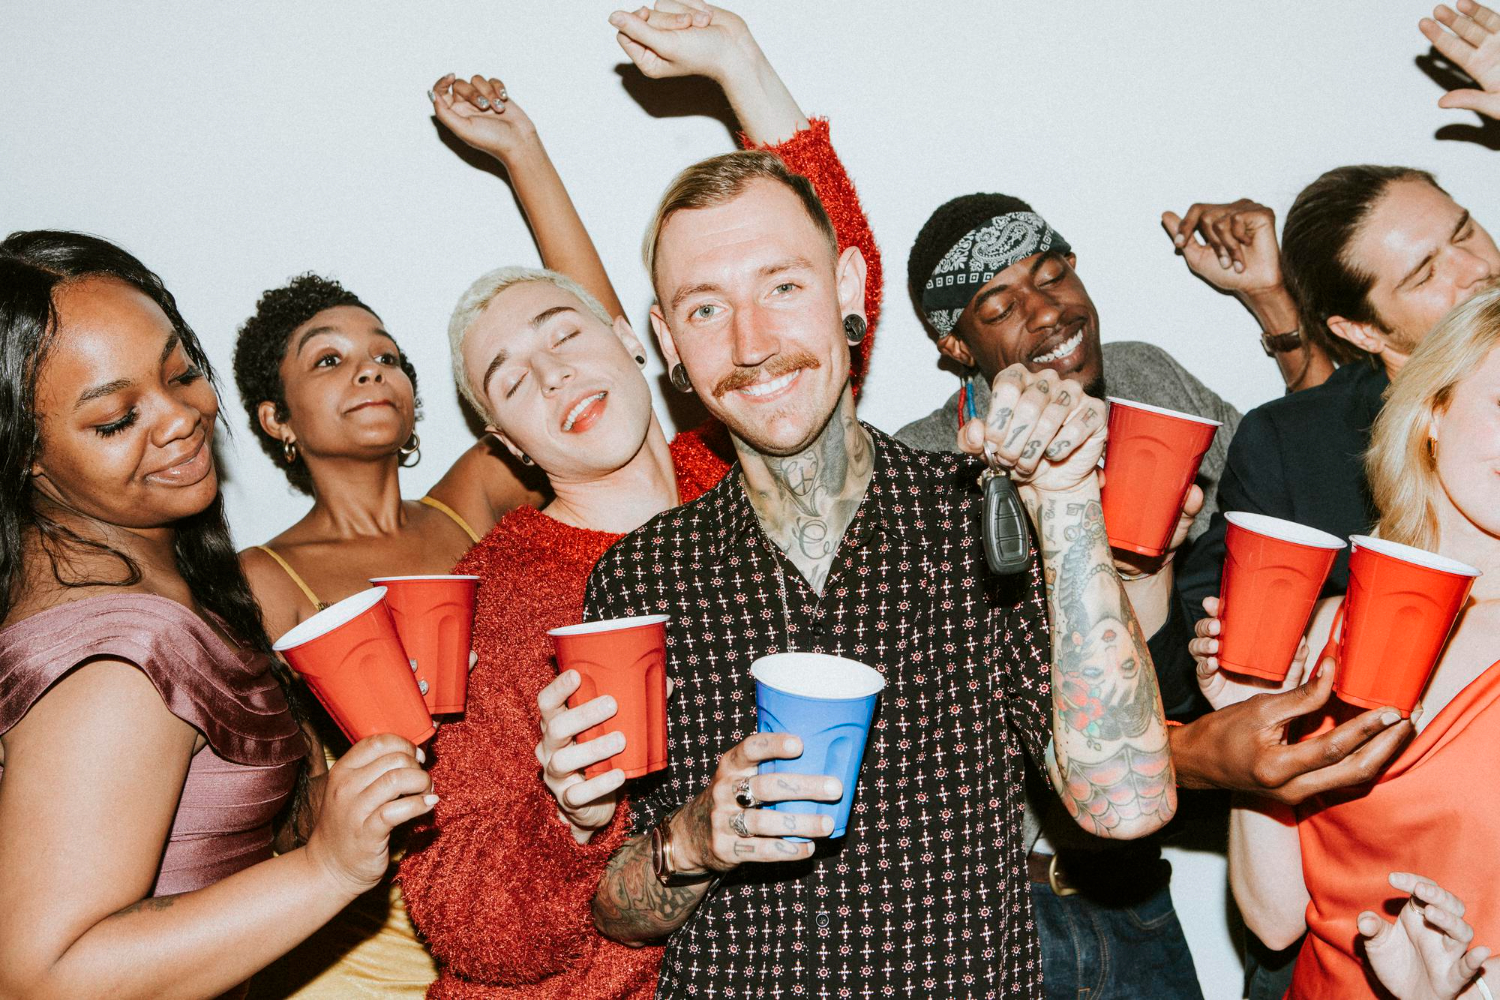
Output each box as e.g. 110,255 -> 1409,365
0,230 -> 434,1000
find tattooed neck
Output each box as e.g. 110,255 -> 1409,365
735,389 -> 873,595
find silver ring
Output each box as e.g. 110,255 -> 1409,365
734,778 -> 759,809
730,810 -> 750,838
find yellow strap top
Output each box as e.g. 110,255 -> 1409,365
418,495 -> 481,544
254,545 -> 328,612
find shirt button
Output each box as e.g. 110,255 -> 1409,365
815,910 -> 831,929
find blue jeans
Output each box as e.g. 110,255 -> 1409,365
1030,877 -> 1203,1000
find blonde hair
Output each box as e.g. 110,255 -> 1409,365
642,149 -> 837,286
446,266 -> 613,419
1367,281 -> 1500,548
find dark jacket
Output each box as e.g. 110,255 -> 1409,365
1177,360 -> 1390,624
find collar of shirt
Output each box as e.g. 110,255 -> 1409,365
704,421 -> 897,562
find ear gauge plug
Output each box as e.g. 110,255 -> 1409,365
635,355 -> 646,366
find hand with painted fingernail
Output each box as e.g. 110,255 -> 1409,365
428,71 -> 538,164
303,732 -> 436,897
536,670 -> 627,843
1190,595 -> 1309,710
1359,871 -> 1495,999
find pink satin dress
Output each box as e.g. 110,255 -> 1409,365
0,593 -> 304,992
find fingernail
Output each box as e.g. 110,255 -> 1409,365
1234,261 -> 1244,273
1174,234 -> 1185,247
824,779 -> 842,797
608,11 -> 625,25
497,89 -> 508,102
1381,711 -> 1401,725
476,97 -> 490,109
426,89 -> 436,102
418,680 -> 429,695
1219,255 -> 1230,268
822,817 -> 835,834
423,794 -> 440,806
416,747 -> 427,764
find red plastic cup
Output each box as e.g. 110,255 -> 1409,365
368,575 -> 479,714
1100,398 -> 1221,557
273,587 -> 436,745
1217,512 -> 1345,681
1334,535 -> 1480,715
547,615 -> 670,779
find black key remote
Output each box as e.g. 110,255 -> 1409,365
982,472 -> 1032,574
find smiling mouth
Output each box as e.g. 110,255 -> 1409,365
147,435 -> 213,487
347,399 -> 396,413
1031,327 -> 1085,365
562,391 -> 607,432
735,369 -> 801,399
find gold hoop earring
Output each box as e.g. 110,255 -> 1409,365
283,439 -> 298,464
399,433 -> 421,468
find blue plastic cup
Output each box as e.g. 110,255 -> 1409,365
751,652 -> 886,838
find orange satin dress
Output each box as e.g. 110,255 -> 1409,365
1290,659 -> 1500,997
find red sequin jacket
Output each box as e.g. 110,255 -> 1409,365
398,119 -> 881,1000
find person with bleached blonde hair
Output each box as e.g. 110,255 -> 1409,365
1192,281 -> 1500,998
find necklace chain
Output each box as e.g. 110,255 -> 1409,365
762,531 -> 796,653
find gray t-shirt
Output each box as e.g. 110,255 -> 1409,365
893,339 -> 1242,852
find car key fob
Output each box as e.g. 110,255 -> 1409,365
982,470 -> 1032,574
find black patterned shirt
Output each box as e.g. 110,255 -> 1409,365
584,426 -> 1053,999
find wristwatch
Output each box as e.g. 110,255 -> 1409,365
651,811 -> 717,887
1261,328 -> 1303,356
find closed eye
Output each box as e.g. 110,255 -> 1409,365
174,365 -> 204,385
505,372 -> 526,399
96,409 -> 138,437
555,329 -> 580,346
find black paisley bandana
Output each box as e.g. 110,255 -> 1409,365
920,212 -> 1071,334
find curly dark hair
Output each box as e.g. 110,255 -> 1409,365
233,274 -> 420,495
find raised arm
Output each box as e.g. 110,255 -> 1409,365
0,660 -> 430,1000
430,73 -> 624,319
961,365 -> 1175,839
1421,0 -> 1500,120
610,0 -> 882,382
1161,198 -> 1333,391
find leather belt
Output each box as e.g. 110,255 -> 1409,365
1026,850 -> 1077,896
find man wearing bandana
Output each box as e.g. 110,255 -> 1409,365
897,193 -> 1241,1000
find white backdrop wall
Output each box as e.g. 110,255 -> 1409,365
4,4 -> 1493,996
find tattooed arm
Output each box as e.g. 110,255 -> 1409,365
959,363 -> 1175,840
592,734 -> 839,944
1029,486 -> 1177,838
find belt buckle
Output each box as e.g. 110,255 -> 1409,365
1048,853 -> 1078,897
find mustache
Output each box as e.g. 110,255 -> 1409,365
712,351 -> 821,398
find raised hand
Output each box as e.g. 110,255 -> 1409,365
535,670 -> 628,841
1360,872 -> 1493,1000
1190,595 -> 1309,709
303,733 -> 435,895
1161,199 -> 1285,296
610,1 -> 754,83
670,733 -> 841,873
1421,0 -> 1500,119
428,72 -> 537,163
958,363 -> 1106,496
1171,665 -> 1414,804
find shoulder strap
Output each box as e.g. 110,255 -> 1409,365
419,495 -> 481,544
253,546 -> 326,611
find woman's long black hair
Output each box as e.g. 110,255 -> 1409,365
0,231 -> 309,749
